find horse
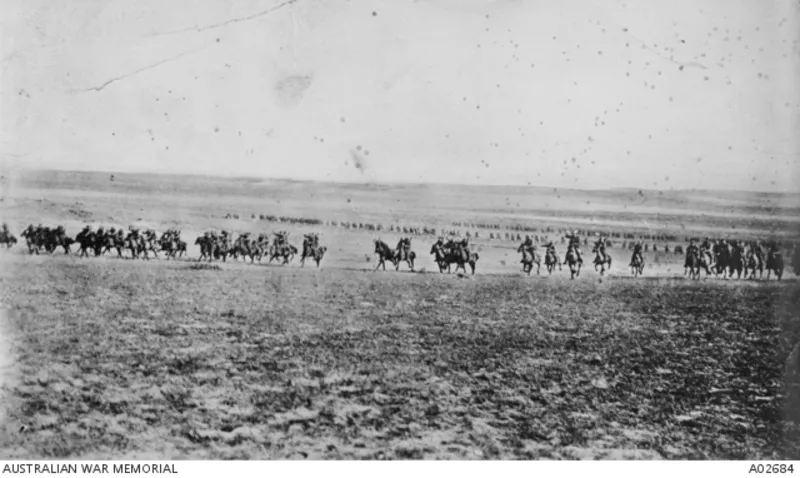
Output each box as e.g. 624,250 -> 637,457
102,234 -> 126,258
592,242 -> 612,276
268,243 -> 297,265
700,248 -> 715,272
76,231 -> 97,258
766,249 -> 784,281
563,247 -> 582,279
743,248 -> 764,280
630,251 -> 645,277
374,239 -> 398,271
124,234 -> 145,259
230,235 -> 251,262
172,240 -> 187,259
142,230 -> 161,259
20,226 -> 40,254
195,236 -> 213,262
442,241 -> 478,275
212,235 -> 232,262
301,245 -> 327,268
685,250 -> 703,280
713,243 -> 730,277
459,251 -> 479,275
430,243 -> 452,273
238,239 -> 262,263
544,247 -> 561,275
727,243 -> 745,279
393,238 -> 416,271
0,233 -> 17,249
517,243 -> 541,276
300,238 -> 325,267
447,247 -> 478,275
51,235 -> 75,255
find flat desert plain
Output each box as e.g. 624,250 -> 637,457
0,169 -> 799,459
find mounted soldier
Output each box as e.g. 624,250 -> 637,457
685,239 -> 699,266
752,240 -> 765,267
629,242 -> 643,267
523,235 -> 534,250
565,233 -> 583,265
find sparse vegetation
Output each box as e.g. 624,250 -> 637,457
1,170 -> 799,460
0,255 -> 798,459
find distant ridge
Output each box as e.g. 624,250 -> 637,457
11,167 -> 800,198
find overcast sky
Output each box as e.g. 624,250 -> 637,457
1,0 -> 799,192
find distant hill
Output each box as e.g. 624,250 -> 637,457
3,168 -> 799,238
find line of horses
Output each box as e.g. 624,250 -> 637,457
194,231 -> 327,268
515,237 -> 613,280
1,224 -> 796,281
682,241 -> 786,281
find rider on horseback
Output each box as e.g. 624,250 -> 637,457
565,233 -> 583,264
629,242 -> 643,267
459,237 -> 470,259
685,240 -> 699,268
751,240 -> 764,267
304,233 -> 319,249
273,230 -> 288,247
767,242 -> 782,260
524,235 -> 533,249
78,224 -> 91,239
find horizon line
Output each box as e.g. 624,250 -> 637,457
6,166 -> 800,197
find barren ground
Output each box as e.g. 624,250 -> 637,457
0,170 -> 799,459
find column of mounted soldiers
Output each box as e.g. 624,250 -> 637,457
682,237 -> 785,280
0,221 -> 795,280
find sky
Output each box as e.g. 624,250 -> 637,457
1,0 -> 799,192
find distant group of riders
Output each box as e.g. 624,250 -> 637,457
682,237 -> 785,280
10,223 -> 187,260
194,229 -> 327,267
430,236 -> 480,274
516,232 -> 613,279
373,237 -> 418,272
0,222 -> 795,280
